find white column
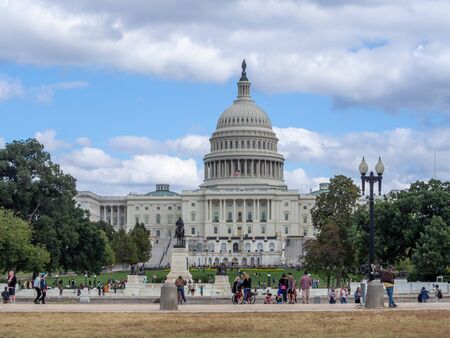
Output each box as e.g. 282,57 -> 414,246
209,199 -> 212,221
243,199 -> 246,222
233,199 -> 236,222
244,160 -> 247,176
256,199 -> 260,221
102,206 -> 106,222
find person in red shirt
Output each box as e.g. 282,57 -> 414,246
299,271 -> 312,304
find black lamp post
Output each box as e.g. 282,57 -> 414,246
359,156 -> 384,281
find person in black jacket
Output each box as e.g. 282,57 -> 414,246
242,273 -> 252,303
278,273 -> 289,303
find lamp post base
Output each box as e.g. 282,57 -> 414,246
366,280 -> 385,309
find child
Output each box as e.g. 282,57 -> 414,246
2,287 -> 10,304
276,294 -> 283,304
264,291 -> 273,304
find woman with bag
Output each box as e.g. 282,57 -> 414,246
278,273 -> 289,303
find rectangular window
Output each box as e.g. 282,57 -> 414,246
167,215 -> 173,224
213,212 -> 219,222
214,227 -> 218,234
191,212 -> 196,221
145,206 -> 149,210
303,228 -> 308,236
135,206 -> 139,211
168,206 -> 172,210
135,216 -> 139,224
228,227 -> 232,234
156,229 -> 160,237
285,226 -> 289,234
191,227 -> 196,235
284,212 -> 289,221
144,215 -> 149,224
261,226 -> 266,234
284,202 -> 289,206
247,226 -> 252,234
178,206 -> 181,210
191,202 -> 196,207
303,216 -> 307,224
303,205 -> 307,210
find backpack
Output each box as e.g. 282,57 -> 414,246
437,290 -> 443,299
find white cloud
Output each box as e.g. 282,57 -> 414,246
109,134 -> 209,157
61,152 -> 201,195
62,147 -> 118,169
276,126 -> 450,191
2,1 -> 450,112
164,135 -> 210,157
0,77 -> 23,101
75,137 -> 91,147
0,137 -> 4,148
35,129 -> 70,151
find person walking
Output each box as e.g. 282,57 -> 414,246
175,276 -> 187,304
278,274 -> 289,303
287,273 -> 297,304
33,274 -> 41,304
7,271 -> 17,304
340,286 -> 348,304
354,287 -> 362,304
39,273 -> 48,304
242,273 -> 252,304
299,271 -> 312,304
376,265 -> 397,308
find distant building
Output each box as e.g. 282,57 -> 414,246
76,63 -> 325,267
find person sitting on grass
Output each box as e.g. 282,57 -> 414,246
2,287 -> 11,304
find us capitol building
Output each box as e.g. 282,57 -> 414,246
76,62 -> 328,267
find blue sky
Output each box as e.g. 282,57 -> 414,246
1,1 -> 449,195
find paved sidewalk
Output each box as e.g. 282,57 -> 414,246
1,302 -> 449,313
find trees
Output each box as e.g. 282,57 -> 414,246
0,139 -> 113,273
111,229 -> 138,265
351,179 -> 450,278
412,216 -> 450,281
306,175 -> 360,284
130,223 -> 151,263
0,208 -> 50,272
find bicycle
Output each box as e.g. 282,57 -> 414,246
232,289 -> 256,304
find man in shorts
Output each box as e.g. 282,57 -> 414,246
299,271 -> 312,304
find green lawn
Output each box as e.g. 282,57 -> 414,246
13,268 -> 357,288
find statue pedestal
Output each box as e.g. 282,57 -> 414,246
160,283 -> 178,311
124,275 -> 147,297
213,275 -> 231,296
366,280 -> 385,309
166,247 -> 192,283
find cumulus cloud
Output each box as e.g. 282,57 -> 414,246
109,134 -> 209,157
61,151 -> 202,195
0,77 -> 23,101
75,137 -> 91,147
2,1 -> 450,112
275,126 -> 450,191
35,129 -> 70,151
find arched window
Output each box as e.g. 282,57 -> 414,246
209,243 -> 215,252
196,243 -> 202,252
245,243 -> 251,252
257,243 -> 263,251
233,243 -> 239,252
269,242 -> 275,252
221,242 -> 227,252
242,257 -> 247,266
156,214 -> 161,224
208,257 -> 212,265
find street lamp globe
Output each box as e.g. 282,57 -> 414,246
375,157 -> 384,175
359,157 -> 368,175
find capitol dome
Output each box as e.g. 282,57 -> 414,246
201,60 -> 286,190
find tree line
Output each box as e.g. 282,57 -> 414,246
0,139 -> 151,275
305,175 -> 450,285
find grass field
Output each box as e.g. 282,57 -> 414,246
6,311 -> 450,337
16,268 -> 356,288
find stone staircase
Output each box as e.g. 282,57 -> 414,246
146,237 -> 173,268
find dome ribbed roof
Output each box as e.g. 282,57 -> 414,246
216,101 -> 272,129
